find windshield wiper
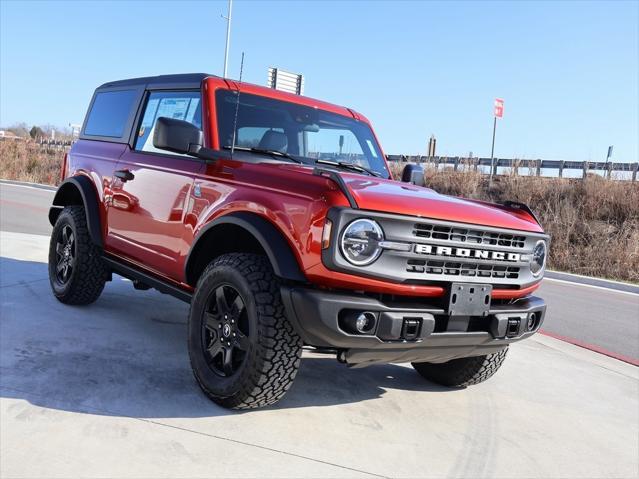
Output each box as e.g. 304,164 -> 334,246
222,146 -> 303,164
315,159 -> 382,177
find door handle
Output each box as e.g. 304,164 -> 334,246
114,170 -> 135,182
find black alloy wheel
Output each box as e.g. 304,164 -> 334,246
53,224 -> 76,286
202,284 -> 251,377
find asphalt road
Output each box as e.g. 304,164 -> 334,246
1,231 -> 637,478
2,180 -> 637,362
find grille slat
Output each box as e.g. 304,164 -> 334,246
413,223 -> 526,248
407,259 -> 521,279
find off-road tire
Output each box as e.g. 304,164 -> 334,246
412,347 -> 508,387
48,205 -> 108,305
188,253 -> 303,409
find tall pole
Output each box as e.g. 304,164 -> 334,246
489,116 -> 497,184
223,0 -> 233,78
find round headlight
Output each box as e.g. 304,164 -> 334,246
530,240 -> 547,277
340,219 -> 384,266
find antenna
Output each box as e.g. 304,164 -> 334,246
230,52 -> 245,158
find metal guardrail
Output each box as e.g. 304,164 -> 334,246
387,155 -> 639,181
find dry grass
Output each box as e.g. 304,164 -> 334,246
391,163 -> 639,283
0,140 -> 64,186
1,144 -> 637,282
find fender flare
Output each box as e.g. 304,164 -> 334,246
185,212 -> 306,285
49,176 -> 103,248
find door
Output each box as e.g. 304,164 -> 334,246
107,90 -> 204,280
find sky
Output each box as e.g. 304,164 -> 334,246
1,0 -> 637,161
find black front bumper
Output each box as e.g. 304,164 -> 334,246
281,286 -> 546,367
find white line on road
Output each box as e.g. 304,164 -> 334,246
0,180 -> 56,192
548,269 -> 638,288
543,277 -> 639,297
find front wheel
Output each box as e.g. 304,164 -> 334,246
188,253 -> 303,409
412,348 -> 508,387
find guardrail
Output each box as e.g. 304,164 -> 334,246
386,155 -> 639,181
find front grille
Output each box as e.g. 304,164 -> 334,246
413,223 -> 526,248
407,259 -> 521,279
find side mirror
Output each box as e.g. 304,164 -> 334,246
153,117 -> 204,156
401,164 -> 425,187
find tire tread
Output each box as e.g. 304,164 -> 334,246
412,348 -> 508,387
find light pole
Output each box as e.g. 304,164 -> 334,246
222,0 -> 233,78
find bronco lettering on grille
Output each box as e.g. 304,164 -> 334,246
414,244 -> 521,262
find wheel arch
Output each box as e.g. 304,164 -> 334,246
49,176 -> 103,248
185,212 -> 306,286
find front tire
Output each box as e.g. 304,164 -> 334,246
412,348 -> 508,387
48,206 -> 108,305
188,253 -> 303,409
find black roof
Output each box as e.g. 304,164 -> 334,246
97,73 -> 217,90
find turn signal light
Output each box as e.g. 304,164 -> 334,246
322,219 -> 332,249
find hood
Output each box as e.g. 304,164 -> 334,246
340,174 -> 543,233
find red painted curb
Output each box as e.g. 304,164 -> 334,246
539,329 -> 639,367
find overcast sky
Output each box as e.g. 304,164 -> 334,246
1,0 -> 637,161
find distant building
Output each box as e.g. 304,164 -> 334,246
0,130 -> 23,141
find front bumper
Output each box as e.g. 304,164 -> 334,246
281,286 -> 546,367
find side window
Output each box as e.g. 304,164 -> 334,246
135,91 -> 202,153
84,89 -> 138,138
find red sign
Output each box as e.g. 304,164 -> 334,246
494,98 -> 504,118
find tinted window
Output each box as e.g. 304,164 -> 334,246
84,89 -> 138,138
135,91 -> 201,152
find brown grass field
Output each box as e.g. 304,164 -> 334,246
1,141 -> 637,282
0,140 -> 63,186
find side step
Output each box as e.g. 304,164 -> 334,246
102,255 -> 192,303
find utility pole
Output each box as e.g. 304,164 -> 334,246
222,0 -> 233,78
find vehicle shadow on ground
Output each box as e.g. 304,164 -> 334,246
1,256 -> 455,419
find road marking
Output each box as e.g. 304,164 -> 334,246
543,277 -> 639,296
539,329 -> 639,367
548,269 -> 638,287
0,180 -> 55,192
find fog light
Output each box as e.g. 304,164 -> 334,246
355,312 -> 375,332
527,313 -> 537,331
340,311 -> 378,334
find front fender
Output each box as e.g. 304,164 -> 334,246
185,211 -> 306,284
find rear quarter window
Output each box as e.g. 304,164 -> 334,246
83,89 -> 138,138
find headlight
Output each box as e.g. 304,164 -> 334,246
530,240 -> 547,277
340,219 -> 384,266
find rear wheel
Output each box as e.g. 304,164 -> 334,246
412,348 -> 508,387
48,206 -> 108,305
188,253 -> 303,409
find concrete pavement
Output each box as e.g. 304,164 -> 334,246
1,230 -> 638,478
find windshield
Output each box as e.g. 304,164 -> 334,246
215,90 -> 389,178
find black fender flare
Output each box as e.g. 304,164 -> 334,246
185,212 -> 306,285
49,176 -> 103,248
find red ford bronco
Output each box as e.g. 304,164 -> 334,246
48,73 -> 548,409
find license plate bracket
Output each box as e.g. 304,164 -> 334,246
448,283 -> 492,316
